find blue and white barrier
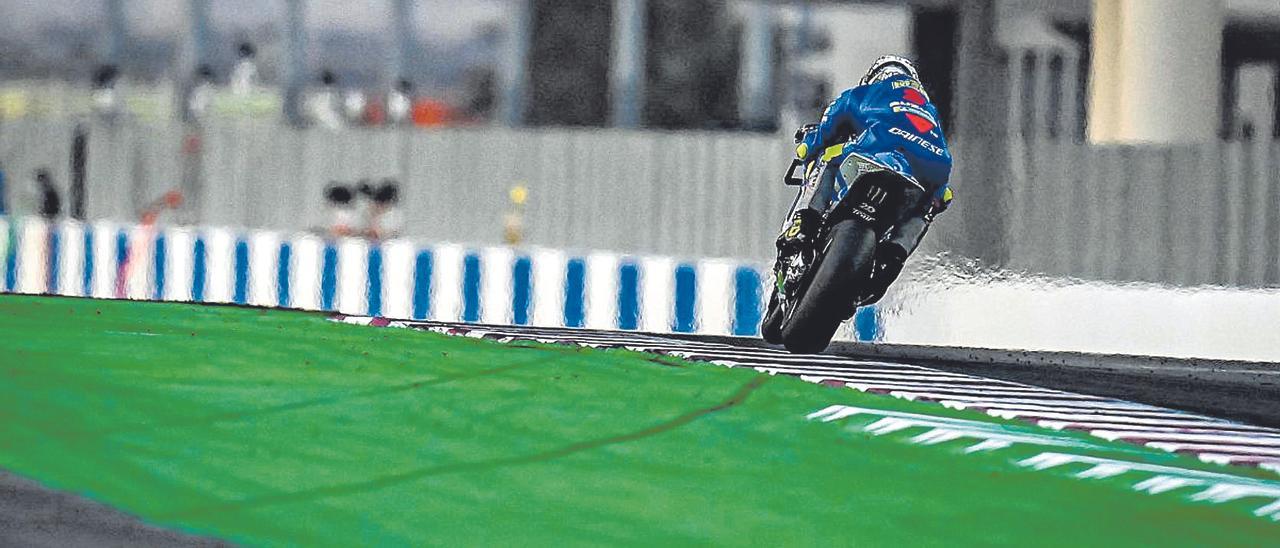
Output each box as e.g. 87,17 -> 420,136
4,214 -> 1278,361
0,216 -> 882,340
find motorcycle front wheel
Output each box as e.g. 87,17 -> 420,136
779,218 -> 877,353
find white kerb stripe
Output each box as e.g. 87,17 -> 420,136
91,220 -> 117,299
481,246 -> 515,325
204,228 -> 236,303
381,239 -> 416,320
0,217 -> 8,278
640,255 -> 675,333
126,224 -> 156,300
290,234 -> 323,310
531,248 -> 567,327
57,221 -> 85,297
695,259 -> 734,336
248,230 -> 280,307
164,228 -> 194,302
585,252 -> 619,330
335,238 -> 369,315
16,217 -> 49,294
430,244 -> 464,322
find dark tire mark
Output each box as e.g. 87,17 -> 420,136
162,373 -> 770,519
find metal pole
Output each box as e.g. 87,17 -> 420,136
189,0 -> 213,68
392,0 -> 417,80
498,0 -> 531,127
106,0 -> 128,67
610,0 -> 646,128
953,0 -> 1010,266
738,1 -> 774,130
284,0 -> 309,126
70,125 -> 87,220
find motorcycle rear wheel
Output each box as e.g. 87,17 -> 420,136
780,218 -> 876,353
761,289 -> 785,344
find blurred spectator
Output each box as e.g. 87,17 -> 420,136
342,88 -> 367,125
91,64 -> 121,122
324,182 -> 357,238
461,67 -> 496,121
355,179 -> 376,202
307,70 -> 343,129
504,184 -> 528,245
34,169 -> 60,219
364,179 -> 402,240
412,98 -> 455,127
387,78 -> 413,126
139,190 -> 184,226
229,42 -> 259,96
184,64 -> 216,123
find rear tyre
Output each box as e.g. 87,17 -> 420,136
780,218 -> 877,353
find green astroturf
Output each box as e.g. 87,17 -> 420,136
0,295 -> 1276,545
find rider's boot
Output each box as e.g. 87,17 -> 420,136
856,244 -> 909,308
775,208 -> 822,256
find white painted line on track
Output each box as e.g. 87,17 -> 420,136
332,316 -> 1280,471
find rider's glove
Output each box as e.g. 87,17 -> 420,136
793,124 -> 817,144
793,124 -> 818,160
926,186 -> 954,220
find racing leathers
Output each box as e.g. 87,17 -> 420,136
779,73 -> 954,305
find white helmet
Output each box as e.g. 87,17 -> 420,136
859,55 -> 920,86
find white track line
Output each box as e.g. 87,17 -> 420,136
339,317 -> 1280,469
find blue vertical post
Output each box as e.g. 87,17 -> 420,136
320,243 -> 338,311
46,228 -> 61,294
3,223 -> 15,292
617,261 -> 640,330
512,256 -> 532,325
153,234 -> 166,300
732,266 -> 762,336
412,250 -> 433,320
115,230 -> 128,296
82,227 -> 94,296
366,245 -> 384,317
233,238 -> 249,304
673,263 -> 697,333
462,253 -> 482,322
192,237 -> 207,302
563,258 -> 586,328
277,242 -> 292,307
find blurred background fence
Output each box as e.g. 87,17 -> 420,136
3,116 -> 1278,287
2,0 -> 1280,299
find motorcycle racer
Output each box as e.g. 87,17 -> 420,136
777,55 -> 954,305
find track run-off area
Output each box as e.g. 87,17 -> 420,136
1,295 -> 1278,545
339,314 -> 1280,475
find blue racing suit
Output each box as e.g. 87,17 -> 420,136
789,73 -> 954,305
797,73 -> 953,209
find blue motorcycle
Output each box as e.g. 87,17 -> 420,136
762,142 -> 929,353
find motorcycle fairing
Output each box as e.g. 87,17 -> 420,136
830,149 -> 926,209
